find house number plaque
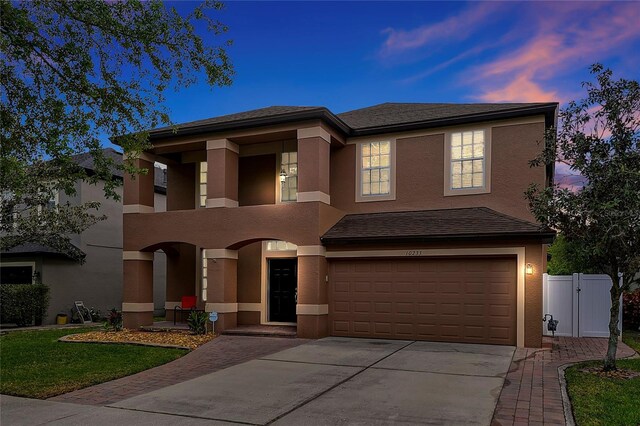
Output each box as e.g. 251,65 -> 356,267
405,250 -> 423,256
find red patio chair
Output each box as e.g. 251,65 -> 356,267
173,296 -> 200,324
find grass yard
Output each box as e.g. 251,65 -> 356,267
0,327 -> 186,399
565,329 -> 640,426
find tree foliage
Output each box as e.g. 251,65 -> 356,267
0,0 -> 233,261
547,234 -> 595,275
526,64 -> 640,370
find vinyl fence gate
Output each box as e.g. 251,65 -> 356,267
542,273 -> 623,338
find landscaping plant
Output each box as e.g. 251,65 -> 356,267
187,311 -> 208,335
623,290 -> 640,330
0,283 -> 50,326
105,308 -> 123,332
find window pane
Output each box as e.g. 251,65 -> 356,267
281,152 -> 289,163
362,170 -> 370,184
452,161 -> 462,175
452,133 -> 462,147
380,141 -> 390,154
473,142 -> 484,158
290,177 -> 297,190
463,132 -> 473,146
462,173 -> 473,188
289,152 -> 297,163
473,159 -> 483,173
462,160 -> 473,174
451,146 -> 462,160
473,130 -> 484,143
371,182 -> 380,194
362,182 -> 371,195
380,168 -> 390,182
452,175 -> 462,189
362,143 -> 370,156
200,162 -> 207,172
380,154 -> 390,167
371,169 -> 380,183
371,142 -> 379,155
462,144 -> 473,159
362,157 -> 370,168
370,155 -> 379,167
380,181 -> 389,194
473,173 -> 484,187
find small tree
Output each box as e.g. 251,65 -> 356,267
526,64 -> 640,371
547,234 -> 595,275
1,0 -> 233,261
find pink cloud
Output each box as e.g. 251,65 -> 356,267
478,72 -> 559,103
379,3 -> 501,56
472,2 -> 640,103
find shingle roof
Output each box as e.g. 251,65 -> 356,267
149,106 -> 325,134
336,102 -> 553,130
142,102 -> 558,141
1,243 -> 80,258
321,207 -> 555,244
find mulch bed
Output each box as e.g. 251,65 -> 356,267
579,366 -> 640,380
62,329 -> 216,350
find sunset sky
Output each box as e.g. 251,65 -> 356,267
155,1 -> 640,187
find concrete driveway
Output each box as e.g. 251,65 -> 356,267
110,337 -> 514,425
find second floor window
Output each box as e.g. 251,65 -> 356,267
450,130 -> 485,190
361,141 -> 391,196
280,152 -> 298,202
199,162 -> 207,207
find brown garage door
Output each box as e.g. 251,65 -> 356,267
328,256 -> 517,345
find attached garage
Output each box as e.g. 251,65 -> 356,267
321,208 -> 556,347
329,256 -> 517,345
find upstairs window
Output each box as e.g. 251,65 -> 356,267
280,152 -> 298,202
445,128 -> 491,196
199,162 -> 207,207
356,140 -> 396,202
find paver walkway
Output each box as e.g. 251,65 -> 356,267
49,335 -> 308,406
492,337 -> 636,426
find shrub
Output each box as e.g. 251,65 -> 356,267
105,308 -> 123,331
623,290 -> 640,330
0,284 -> 50,327
187,311 -> 208,335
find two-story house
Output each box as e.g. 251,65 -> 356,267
120,102 -> 557,347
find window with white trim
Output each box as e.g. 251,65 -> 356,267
361,141 -> 391,196
201,249 -> 207,301
199,162 -> 207,207
280,152 -> 298,202
266,240 -> 298,251
450,130 -> 486,190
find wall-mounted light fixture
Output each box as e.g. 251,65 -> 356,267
279,169 -> 287,183
526,263 -> 533,275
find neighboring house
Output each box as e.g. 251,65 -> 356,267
119,102 -> 557,348
1,148 -> 167,324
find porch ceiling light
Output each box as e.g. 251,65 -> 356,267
526,263 -> 534,275
280,168 -> 287,182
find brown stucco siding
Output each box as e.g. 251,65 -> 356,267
123,202 -> 340,251
167,163 -> 196,211
330,122 -> 546,222
237,242 -> 262,304
238,154 -> 276,206
298,136 -> 330,194
123,158 -> 155,207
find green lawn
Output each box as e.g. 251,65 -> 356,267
0,327 -> 186,399
565,329 -> 640,426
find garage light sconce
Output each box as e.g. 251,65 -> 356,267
526,263 -> 533,275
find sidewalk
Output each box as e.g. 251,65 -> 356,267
49,335 -> 308,406
492,337 -> 636,426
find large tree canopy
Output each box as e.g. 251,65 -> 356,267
526,64 -> 640,370
1,0 -> 233,260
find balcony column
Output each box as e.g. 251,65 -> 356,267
123,153 -> 155,214
297,127 -> 331,205
164,244 -> 197,321
122,251 -> 154,328
206,139 -> 239,208
205,249 -> 238,332
296,246 -> 329,338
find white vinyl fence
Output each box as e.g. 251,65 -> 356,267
543,273 -> 623,338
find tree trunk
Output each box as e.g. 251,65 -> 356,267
603,275 -> 621,371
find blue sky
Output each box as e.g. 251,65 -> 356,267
161,1 -> 640,124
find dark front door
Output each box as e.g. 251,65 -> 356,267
269,258 -> 297,322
